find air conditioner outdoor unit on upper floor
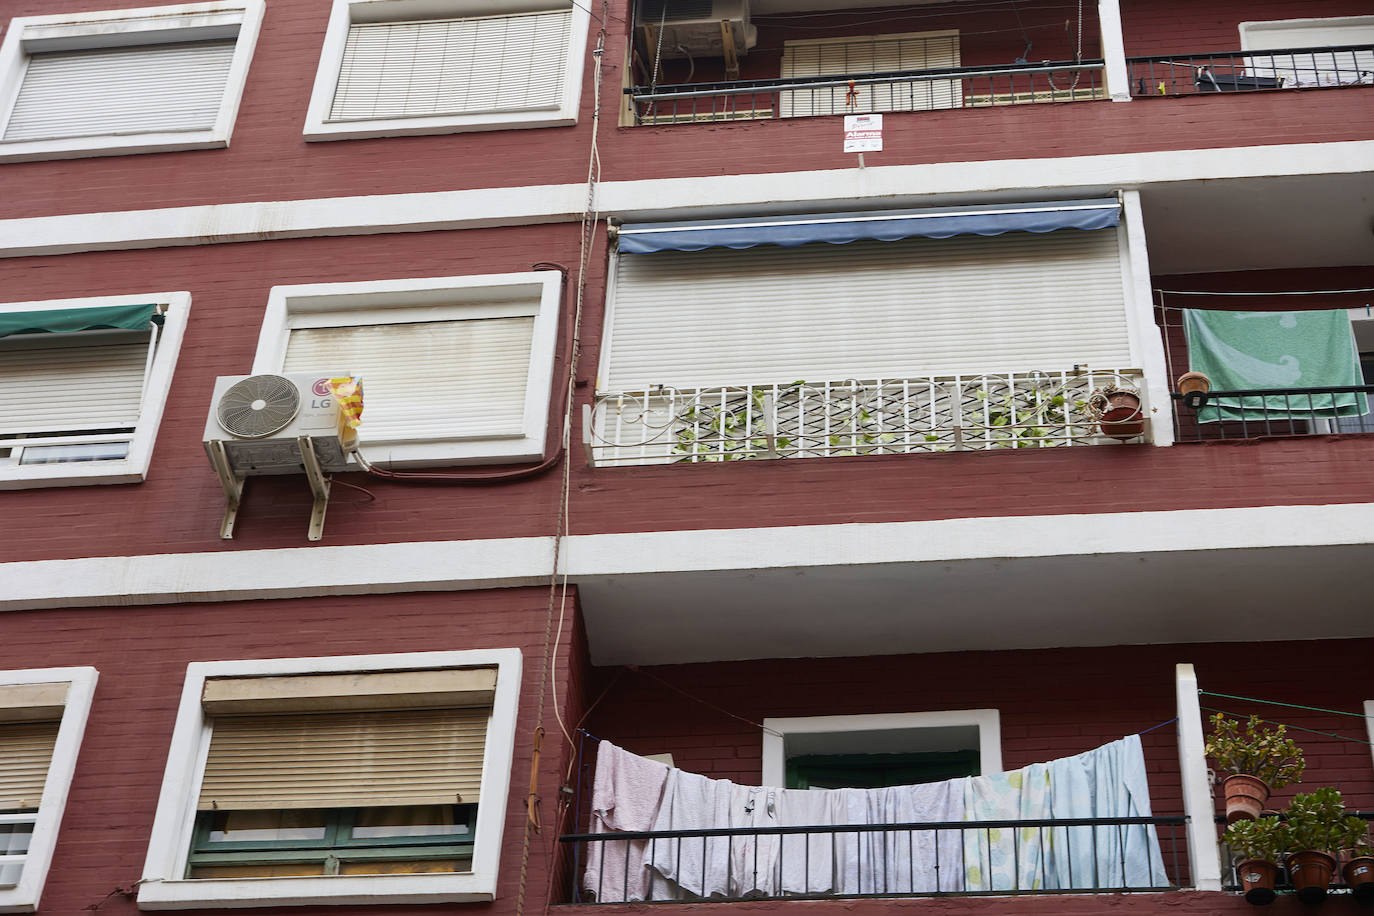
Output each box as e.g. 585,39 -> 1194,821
203,372 -> 359,542
638,0 -> 758,61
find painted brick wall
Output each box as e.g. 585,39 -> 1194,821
0,585 -> 580,915
1121,0 -> 1374,57
2,0 -> 1371,218
3,235 -> 1374,561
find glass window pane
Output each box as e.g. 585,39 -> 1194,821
0,821 -> 33,887
351,805 -> 471,839
207,809 -> 329,843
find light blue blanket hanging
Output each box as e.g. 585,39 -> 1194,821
963,735 -> 1168,891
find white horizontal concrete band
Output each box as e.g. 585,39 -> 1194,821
3,502 -> 1374,611
2,139 -> 1371,257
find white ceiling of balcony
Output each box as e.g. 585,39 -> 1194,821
574,542 -> 1374,666
1139,173 -> 1374,275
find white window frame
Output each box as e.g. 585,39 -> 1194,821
0,1 -> 265,163
251,272 -> 561,467
761,710 -> 1002,789
302,0 -> 590,141
0,292 -> 190,490
138,648 -> 521,909
0,666 -> 98,915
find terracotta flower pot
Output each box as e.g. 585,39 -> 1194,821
1224,774 -> 1271,824
1237,858 -> 1278,906
1288,849 -> 1337,903
1098,391 -> 1145,440
1343,855 -> 1374,902
1177,371 -> 1212,409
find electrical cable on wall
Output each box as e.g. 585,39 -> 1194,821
517,8 -> 608,916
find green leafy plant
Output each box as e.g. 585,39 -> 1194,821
1224,816 -> 1290,863
1286,788 -> 1369,855
1205,714 -> 1305,788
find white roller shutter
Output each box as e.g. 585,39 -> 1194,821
780,31 -> 960,117
4,40 -> 236,142
1243,18 -> 1374,87
284,317 -> 535,443
329,10 -> 572,121
0,338 -> 149,436
603,229 -> 1130,392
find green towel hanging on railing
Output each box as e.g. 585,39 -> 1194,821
1182,308 -> 1367,422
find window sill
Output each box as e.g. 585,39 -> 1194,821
136,871 -> 496,909
0,459 -> 147,491
0,132 -> 228,164
302,110 -> 576,142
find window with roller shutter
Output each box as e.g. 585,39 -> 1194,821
139,650 -> 522,908
304,0 -> 591,140
0,1 -> 265,162
0,294 -> 190,490
251,273 -> 562,467
0,668 -> 99,913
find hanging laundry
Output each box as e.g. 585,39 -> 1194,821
581,741 -> 670,902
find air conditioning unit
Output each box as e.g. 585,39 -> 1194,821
638,0 -> 757,60
203,373 -> 356,475
203,373 -> 359,542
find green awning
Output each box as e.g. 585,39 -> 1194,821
1183,308 -> 1367,421
0,304 -> 158,339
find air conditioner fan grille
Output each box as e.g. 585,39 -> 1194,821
217,374 -> 302,439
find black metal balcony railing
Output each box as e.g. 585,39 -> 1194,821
625,59 -> 1107,125
561,816 -> 1188,903
1127,44 -> 1374,97
1171,386 -> 1374,442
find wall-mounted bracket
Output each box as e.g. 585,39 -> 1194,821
297,436 -> 332,542
208,439 -> 245,540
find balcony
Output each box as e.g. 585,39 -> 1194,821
626,59 -> 1107,126
587,369 -> 1147,467
1127,44 -> 1374,98
623,0 -> 1111,127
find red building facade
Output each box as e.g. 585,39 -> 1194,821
0,0 -> 1371,912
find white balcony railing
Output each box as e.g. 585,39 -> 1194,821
586,369 -> 1146,467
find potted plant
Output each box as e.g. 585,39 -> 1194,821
1205,714 -> 1305,823
1086,384 -> 1144,440
1177,371 -> 1211,409
1224,816 -> 1289,906
1285,787 -> 1368,903
1342,831 -> 1374,903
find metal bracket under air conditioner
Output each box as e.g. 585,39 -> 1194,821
208,437 -> 333,542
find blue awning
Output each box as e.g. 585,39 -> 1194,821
617,199 -> 1121,254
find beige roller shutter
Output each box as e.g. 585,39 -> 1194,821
284,317 -> 534,443
780,30 -> 960,117
329,10 -> 572,121
0,337 -> 150,436
0,722 -> 59,811
603,229 -> 1130,392
4,40 -> 236,142
197,707 -> 489,811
